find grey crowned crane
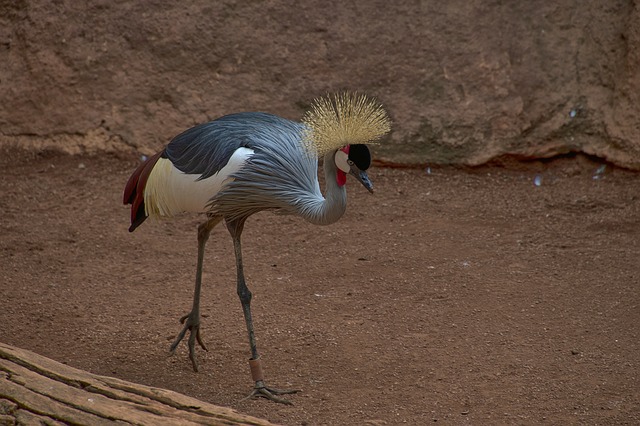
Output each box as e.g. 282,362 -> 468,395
123,92 -> 391,404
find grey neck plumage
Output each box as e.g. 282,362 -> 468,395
297,150 -> 347,226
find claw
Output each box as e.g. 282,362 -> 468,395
169,312 -> 207,372
242,381 -> 300,405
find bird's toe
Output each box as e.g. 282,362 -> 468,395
242,381 -> 300,405
169,311 -> 207,371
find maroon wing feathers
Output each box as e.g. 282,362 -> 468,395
123,151 -> 164,232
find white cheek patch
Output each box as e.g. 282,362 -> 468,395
334,150 -> 350,173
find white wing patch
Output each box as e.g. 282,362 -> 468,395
144,147 -> 254,218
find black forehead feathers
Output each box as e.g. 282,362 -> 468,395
348,144 -> 371,170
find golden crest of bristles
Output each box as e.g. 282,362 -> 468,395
301,92 -> 391,155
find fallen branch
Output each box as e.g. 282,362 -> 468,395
0,342 -> 275,425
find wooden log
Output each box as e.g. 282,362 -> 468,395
0,342 -> 276,426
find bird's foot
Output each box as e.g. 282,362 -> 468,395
242,358 -> 299,404
169,311 -> 207,372
243,381 -> 300,405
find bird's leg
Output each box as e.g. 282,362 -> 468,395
226,218 -> 300,405
170,216 -> 222,372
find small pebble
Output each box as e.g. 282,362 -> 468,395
592,164 -> 606,180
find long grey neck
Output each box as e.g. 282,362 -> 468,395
299,150 -> 347,226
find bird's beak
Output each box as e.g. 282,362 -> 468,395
351,167 -> 374,194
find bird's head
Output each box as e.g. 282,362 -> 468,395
334,144 -> 373,193
301,92 -> 391,195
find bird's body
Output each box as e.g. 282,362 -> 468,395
123,93 -> 390,404
126,112 -> 350,230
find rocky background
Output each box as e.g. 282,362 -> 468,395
1,0 -> 639,169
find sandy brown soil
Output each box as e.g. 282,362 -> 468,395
1,149 -> 639,425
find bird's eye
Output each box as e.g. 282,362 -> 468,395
347,160 -> 354,166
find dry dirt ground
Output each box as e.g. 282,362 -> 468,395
1,149 -> 639,425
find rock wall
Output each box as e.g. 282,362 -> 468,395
1,1 -> 639,168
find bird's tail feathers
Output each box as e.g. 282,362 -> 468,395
123,151 -> 164,232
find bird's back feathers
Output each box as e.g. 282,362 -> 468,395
165,112 -> 274,179
205,115 -> 323,221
